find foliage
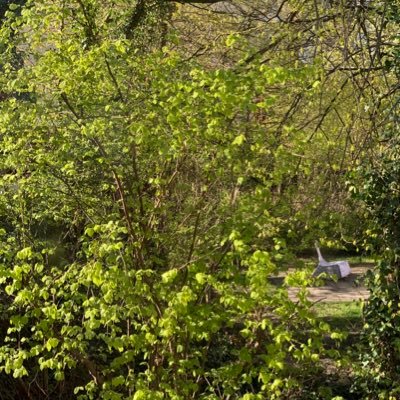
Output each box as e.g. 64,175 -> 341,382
0,0 -> 350,398
0,0 -> 396,398
350,0 -> 400,391
172,0 -> 396,252
352,123 -> 400,399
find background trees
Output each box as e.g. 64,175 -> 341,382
173,0 -> 398,251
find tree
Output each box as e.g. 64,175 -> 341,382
171,0 -> 398,251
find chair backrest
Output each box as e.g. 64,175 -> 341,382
315,242 -> 326,263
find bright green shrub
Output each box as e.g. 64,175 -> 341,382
0,1 -> 344,398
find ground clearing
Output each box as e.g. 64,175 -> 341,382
290,262 -> 372,302
304,263 -> 371,302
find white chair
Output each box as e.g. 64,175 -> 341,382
314,243 -> 351,278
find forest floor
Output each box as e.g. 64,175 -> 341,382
269,262 -> 372,302
299,262 -> 371,302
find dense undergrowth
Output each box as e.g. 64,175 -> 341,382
0,0 -> 397,398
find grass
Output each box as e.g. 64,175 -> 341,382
300,255 -> 375,265
314,300 -> 363,319
313,300 -> 363,331
346,255 -> 376,264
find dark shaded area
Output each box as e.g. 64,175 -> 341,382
296,246 -> 370,259
0,0 -> 26,18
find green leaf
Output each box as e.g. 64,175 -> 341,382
16,247 -> 33,260
8,3 -> 19,11
232,134 -> 246,146
161,268 -> 178,283
85,227 -> 95,237
46,338 -> 59,351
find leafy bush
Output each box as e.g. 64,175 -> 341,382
0,1 -> 350,398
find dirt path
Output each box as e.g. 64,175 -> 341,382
289,263 -> 371,302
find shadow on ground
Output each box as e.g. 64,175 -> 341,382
269,263 -> 372,302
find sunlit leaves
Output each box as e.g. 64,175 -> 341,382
0,1 -> 346,398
